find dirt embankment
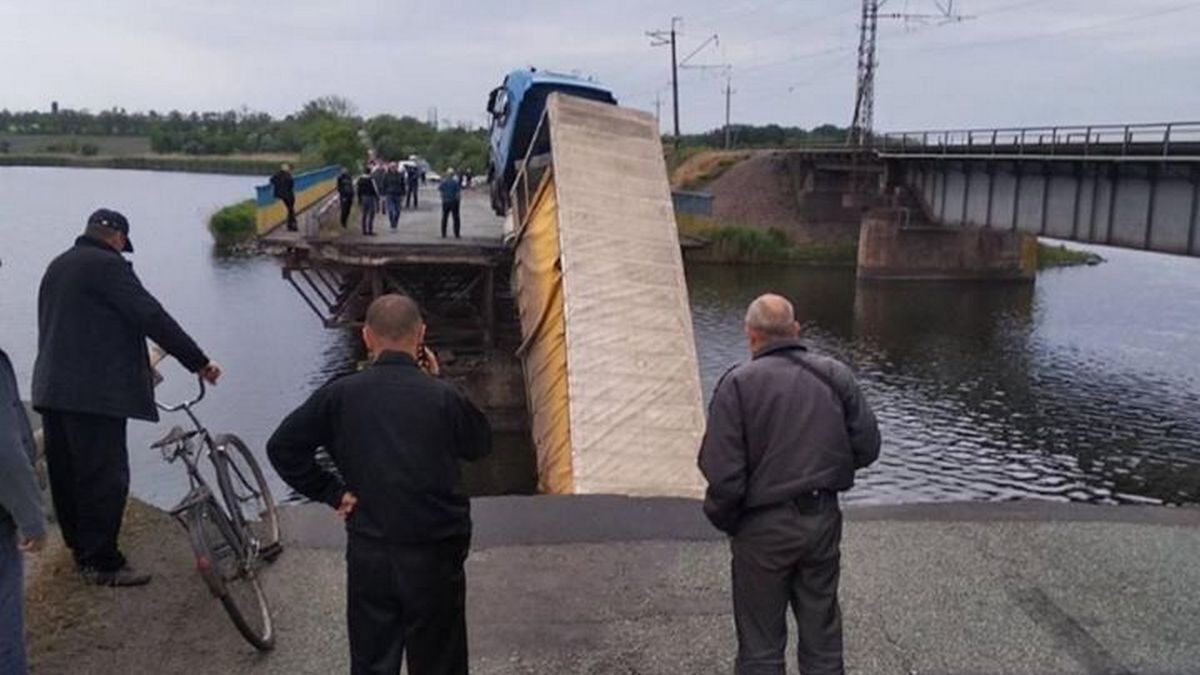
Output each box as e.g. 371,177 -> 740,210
24,500 -> 283,674
672,150 -> 864,249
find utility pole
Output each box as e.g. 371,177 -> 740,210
848,0 -> 970,146
654,91 -> 662,126
723,71 -> 734,150
647,16 -> 683,148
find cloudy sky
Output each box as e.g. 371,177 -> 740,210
1,0 -> 1197,133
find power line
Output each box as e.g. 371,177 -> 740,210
893,1 -> 1200,55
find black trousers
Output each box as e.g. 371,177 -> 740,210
42,411 -> 129,572
340,196 -> 354,227
281,195 -> 297,230
347,535 -> 470,675
406,184 -> 419,208
731,496 -> 844,675
441,201 -> 461,238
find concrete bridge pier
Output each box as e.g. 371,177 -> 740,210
857,208 -> 1037,281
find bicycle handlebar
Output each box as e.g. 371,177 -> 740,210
155,376 -> 207,413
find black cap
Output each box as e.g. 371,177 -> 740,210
88,208 -> 133,253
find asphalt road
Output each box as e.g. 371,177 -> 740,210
26,497 -> 1200,674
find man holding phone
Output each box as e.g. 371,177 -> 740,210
268,294 -> 492,675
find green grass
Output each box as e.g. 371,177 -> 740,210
207,200 -> 257,246
684,222 -> 857,265
0,133 -> 151,156
1037,242 -> 1104,269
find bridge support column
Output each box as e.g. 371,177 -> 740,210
1070,164 -> 1084,240
985,164 -> 996,227
1189,168 -> 1200,256
857,208 -> 1036,282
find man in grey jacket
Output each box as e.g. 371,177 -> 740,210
2,334 -> 48,672
699,294 -> 880,675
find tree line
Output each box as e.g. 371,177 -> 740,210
678,123 -> 849,149
0,96 -> 489,174
1,97 -> 849,171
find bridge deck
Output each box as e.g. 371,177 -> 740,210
259,186 -> 507,263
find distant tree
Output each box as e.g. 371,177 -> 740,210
301,118 -> 366,170
299,96 -> 358,122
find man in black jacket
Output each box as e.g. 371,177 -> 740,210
699,293 -> 880,675
32,209 -> 222,587
268,294 -> 491,675
404,162 -> 421,209
270,163 -> 297,231
337,168 -> 356,229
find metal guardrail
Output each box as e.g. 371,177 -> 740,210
875,121 -> 1200,158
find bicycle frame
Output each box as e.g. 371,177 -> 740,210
156,378 -> 252,560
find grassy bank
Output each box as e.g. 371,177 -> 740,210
1037,242 -> 1104,269
679,216 -> 857,266
0,153 -> 296,176
679,217 -> 1103,271
207,199 -> 257,246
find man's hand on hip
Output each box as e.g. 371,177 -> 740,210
336,492 -> 358,521
200,361 -> 223,385
18,535 -> 46,553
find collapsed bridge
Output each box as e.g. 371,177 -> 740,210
257,94 -> 706,498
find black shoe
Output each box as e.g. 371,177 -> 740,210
80,565 -> 152,587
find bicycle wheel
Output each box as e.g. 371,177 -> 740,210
211,433 -> 282,562
184,497 -> 276,651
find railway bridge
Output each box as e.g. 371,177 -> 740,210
877,121 -> 1200,257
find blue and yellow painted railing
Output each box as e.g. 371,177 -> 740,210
254,165 -> 341,235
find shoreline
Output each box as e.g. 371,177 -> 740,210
0,154 -> 293,176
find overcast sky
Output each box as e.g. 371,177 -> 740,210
2,0 -> 1197,133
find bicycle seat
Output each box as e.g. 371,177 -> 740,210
151,425 -> 198,449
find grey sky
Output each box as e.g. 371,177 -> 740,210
2,0 -> 1197,133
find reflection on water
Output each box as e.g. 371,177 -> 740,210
4,168 -> 1200,507
688,257 -> 1200,506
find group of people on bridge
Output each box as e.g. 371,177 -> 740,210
1,207 -> 881,675
322,159 -> 466,239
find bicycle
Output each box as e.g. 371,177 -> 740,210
152,376 -> 283,651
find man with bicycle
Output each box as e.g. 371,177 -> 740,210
32,209 -> 222,588
268,294 -> 492,675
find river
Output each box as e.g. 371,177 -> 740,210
3,167 -> 1199,508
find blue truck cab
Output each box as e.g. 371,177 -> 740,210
486,68 -> 616,215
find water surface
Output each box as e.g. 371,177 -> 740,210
3,166 -> 1199,507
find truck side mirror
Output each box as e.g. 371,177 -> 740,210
486,88 -> 500,116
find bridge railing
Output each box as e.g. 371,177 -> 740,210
875,121 -> 1200,158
